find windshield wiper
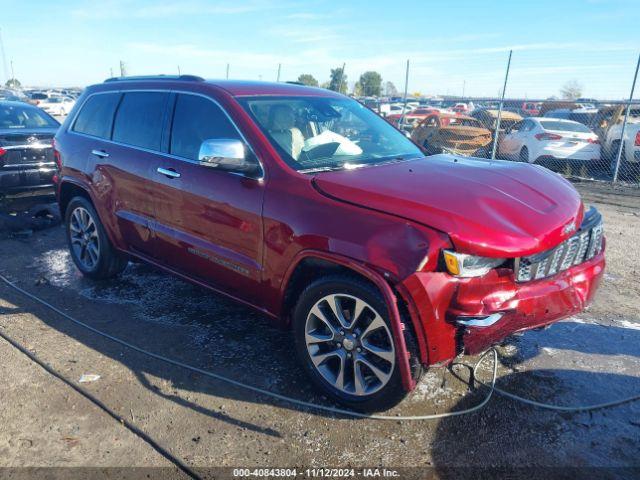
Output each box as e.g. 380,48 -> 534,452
299,165 -> 344,174
299,155 -> 422,174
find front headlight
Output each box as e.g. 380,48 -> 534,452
443,250 -> 506,277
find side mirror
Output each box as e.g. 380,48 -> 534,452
198,139 -> 260,176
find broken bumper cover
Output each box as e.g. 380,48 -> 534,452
401,247 -> 605,365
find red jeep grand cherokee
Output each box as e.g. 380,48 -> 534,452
54,76 -> 605,411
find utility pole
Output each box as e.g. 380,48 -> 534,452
491,50 -> 513,160
276,63 -> 281,82
462,80 -> 466,98
110,67 -> 114,78
398,59 -> 410,131
119,60 -> 126,77
177,65 -> 181,75
613,52 -> 640,183
226,63 -> 230,79
339,62 -> 346,93
0,28 -> 9,84
10,60 -> 14,81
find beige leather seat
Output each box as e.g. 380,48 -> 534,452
268,105 -> 305,160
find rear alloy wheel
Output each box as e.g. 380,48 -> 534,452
65,196 -> 128,280
69,206 -> 100,271
519,146 -> 529,163
294,275 -> 420,412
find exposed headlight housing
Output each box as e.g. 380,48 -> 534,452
443,250 -> 506,277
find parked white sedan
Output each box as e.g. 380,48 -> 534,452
38,96 -> 76,116
498,117 -> 600,163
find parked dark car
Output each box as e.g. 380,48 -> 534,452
0,101 -> 60,199
54,76 -> 605,412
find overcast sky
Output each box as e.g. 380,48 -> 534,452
1,0 -> 639,99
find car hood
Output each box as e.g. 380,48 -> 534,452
312,154 -> 584,257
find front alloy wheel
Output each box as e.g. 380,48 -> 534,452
304,293 -> 395,397
294,275 -> 420,412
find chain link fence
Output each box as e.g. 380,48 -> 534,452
375,50 -> 640,186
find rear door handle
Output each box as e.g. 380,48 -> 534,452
157,167 -> 181,179
91,149 -> 109,158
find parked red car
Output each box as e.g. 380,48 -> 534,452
385,107 -> 438,129
54,76 -> 605,412
522,101 -> 542,117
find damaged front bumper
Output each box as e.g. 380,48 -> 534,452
400,246 -> 605,366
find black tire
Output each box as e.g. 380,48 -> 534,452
65,196 -> 127,280
293,274 -> 423,412
519,146 -> 529,163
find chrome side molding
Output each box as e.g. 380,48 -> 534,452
455,313 -> 504,328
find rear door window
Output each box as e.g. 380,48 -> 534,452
112,92 -> 168,150
72,93 -> 121,139
169,94 -> 241,160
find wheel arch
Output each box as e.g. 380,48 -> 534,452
279,250 -> 421,392
58,179 -> 122,252
58,179 -> 94,219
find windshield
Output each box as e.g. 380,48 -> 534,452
0,103 -> 59,129
238,96 -> 423,172
539,120 -> 591,133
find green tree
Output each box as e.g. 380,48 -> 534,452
5,78 -> 21,89
328,66 -> 347,94
384,81 -> 398,96
358,71 -> 383,96
560,80 -> 583,100
297,74 -> 319,87
353,81 -> 363,96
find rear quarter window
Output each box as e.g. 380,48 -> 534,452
112,92 -> 168,150
72,93 -> 121,139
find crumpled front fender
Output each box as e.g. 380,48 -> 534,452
399,248 -> 605,367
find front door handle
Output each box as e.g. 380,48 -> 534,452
157,167 -> 181,179
91,149 -> 109,158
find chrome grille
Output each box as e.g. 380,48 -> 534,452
516,210 -> 603,282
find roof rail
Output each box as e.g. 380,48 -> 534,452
104,74 -> 205,83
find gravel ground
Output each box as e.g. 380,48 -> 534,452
0,181 -> 639,479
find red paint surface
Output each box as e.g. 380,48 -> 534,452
55,79 -> 605,392
314,155 -> 584,257
402,248 -> 605,364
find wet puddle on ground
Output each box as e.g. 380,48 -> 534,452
28,247 -> 640,411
